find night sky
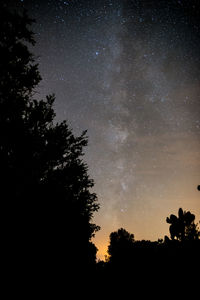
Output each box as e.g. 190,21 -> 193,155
12,0 -> 200,260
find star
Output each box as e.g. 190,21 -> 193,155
21,0 -> 200,260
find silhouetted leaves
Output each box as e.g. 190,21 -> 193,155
107,228 -> 134,264
0,4 -> 99,284
103,209 -> 200,291
166,208 -> 199,241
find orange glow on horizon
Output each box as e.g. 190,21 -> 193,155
94,189 -> 200,261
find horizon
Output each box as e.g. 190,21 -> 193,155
94,201 -> 200,261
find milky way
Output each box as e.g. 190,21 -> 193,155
12,0 -> 200,259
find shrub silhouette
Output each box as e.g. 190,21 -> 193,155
166,208 -> 199,241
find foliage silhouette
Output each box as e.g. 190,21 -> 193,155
0,4 -> 100,284
166,208 -> 199,241
103,209 -> 200,291
107,228 -> 134,264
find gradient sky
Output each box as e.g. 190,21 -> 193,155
12,0 -> 200,260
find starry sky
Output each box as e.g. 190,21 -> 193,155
12,0 -> 200,260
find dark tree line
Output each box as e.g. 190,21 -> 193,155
97,208 -> 200,291
0,4 -> 100,288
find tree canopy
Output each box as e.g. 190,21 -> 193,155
0,4 -> 100,279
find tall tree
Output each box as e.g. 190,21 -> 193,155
0,4 -> 99,278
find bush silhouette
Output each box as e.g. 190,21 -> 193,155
166,208 -> 199,241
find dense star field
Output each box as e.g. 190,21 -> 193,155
10,0 -> 200,260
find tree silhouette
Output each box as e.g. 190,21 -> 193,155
107,228 -> 134,264
166,208 -> 199,241
0,4 -> 100,279
103,216 -> 200,293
